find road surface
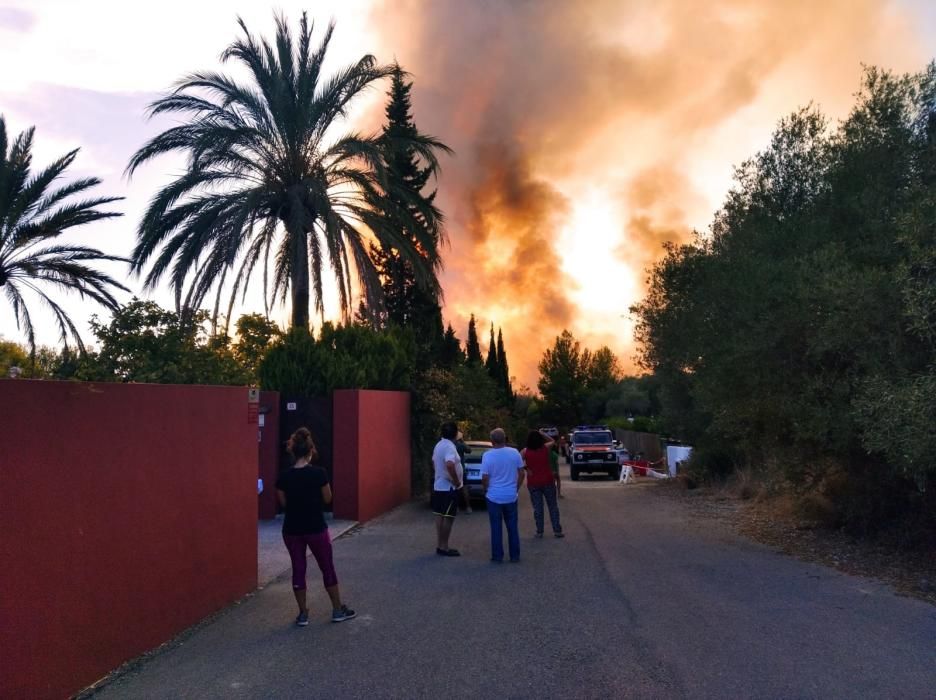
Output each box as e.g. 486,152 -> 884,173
93,470 -> 936,699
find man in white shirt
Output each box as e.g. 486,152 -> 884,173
480,427 -> 525,563
431,421 -> 463,556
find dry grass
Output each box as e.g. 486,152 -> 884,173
652,479 -> 936,606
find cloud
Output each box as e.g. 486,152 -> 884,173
2,84 -> 163,178
0,7 -> 35,32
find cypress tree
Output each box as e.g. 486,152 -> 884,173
368,64 -> 444,359
465,314 -> 483,365
496,327 -> 512,397
485,322 -> 499,380
440,323 -> 464,367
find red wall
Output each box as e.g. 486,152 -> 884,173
0,380 -> 257,700
332,390 -> 411,522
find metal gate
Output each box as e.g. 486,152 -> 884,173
278,395 -> 334,510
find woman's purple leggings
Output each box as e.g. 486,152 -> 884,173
283,530 -> 338,590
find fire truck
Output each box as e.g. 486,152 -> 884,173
567,425 -> 620,481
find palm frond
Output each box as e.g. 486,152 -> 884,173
0,116 -> 125,353
128,13 -> 449,329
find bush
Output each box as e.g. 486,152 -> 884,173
259,323 -> 413,395
792,492 -> 841,529
683,443 -> 742,483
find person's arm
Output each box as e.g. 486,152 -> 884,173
540,430 -> 555,449
445,459 -> 461,488
516,467 -> 526,491
276,489 -> 286,509
481,473 -> 490,495
321,483 -> 333,505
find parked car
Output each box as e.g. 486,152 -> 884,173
461,440 -> 494,499
561,432 -> 573,459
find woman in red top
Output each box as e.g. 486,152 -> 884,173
521,430 -> 564,538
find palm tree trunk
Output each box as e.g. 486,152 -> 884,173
288,225 -> 311,330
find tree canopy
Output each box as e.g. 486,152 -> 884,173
465,314 -> 482,365
536,330 -> 623,427
367,65 -> 447,360
632,63 -> 936,538
0,115 -> 126,354
79,299 -> 248,385
259,323 -> 413,396
127,14 -> 449,330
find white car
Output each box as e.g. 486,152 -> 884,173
461,440 -> 493,499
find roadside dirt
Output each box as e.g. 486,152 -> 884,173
650,480 -> 936,606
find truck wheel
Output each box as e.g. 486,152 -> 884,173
570,467 -> 580,481
610,466 -> 621,480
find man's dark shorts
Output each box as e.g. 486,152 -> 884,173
431,489 -> 458,518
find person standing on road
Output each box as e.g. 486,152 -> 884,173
549,441 -> 564,499
455,430 -> 473,514
522,430 -> 564,538
276,427 -> 356,626
480,427 -> 526,563
432,421 -> 463,557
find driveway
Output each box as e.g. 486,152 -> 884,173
92,471 -> 936,699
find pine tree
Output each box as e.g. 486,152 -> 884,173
485,322 -> 500,380
368,64 -> 445,359
465,314 -> 483,365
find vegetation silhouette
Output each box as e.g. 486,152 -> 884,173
127,13 -> 450,331
0,115 -> 126,355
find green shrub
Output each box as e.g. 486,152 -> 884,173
259,323 -> 413,395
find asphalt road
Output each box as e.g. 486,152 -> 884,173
94,470 -> 936,699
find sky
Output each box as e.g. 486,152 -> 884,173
1,0 -> 934,386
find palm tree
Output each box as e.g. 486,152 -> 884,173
0,115 -> 127,354
127,13 -> 450,330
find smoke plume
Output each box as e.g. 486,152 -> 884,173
370,0 -> 923,386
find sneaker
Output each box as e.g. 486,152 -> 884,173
535,532 -> 543,539
295,611 -> 309,627
436,548 -> 461,557
554,532 -> 565,538
332,605 -> 356,623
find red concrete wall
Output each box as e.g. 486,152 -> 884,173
332,390 -> 411,522
0,379 -> 257,700
257,390 -> 281,519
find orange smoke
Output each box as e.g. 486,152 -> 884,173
467,145 -> 574,326
370,0 -> 924,386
